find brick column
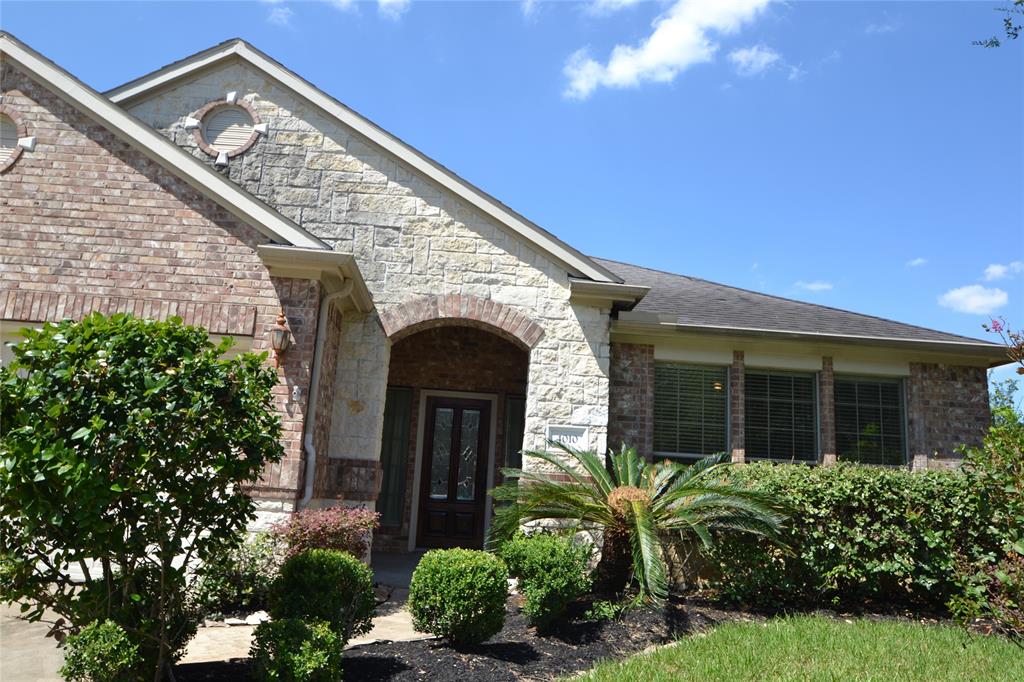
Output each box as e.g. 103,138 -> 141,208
729,351 -> 745,463
608,342 -> 655,459
820,356 -> 836,465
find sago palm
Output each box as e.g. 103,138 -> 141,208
488,443 -> 787,602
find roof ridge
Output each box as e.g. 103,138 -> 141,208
591,255 -> 995,346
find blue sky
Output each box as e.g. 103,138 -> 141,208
3,1 -> 1022,382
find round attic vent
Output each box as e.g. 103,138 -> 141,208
189,96 -> 265,164
202,106 -> 255,153
0,107 -> 30,173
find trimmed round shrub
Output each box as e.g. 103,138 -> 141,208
408,548 -> 508,644
268,549 -> 375,641
499,532 -> 592,630
250,618 -> 343,682
59,620 -> 141,682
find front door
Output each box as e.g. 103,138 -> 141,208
417,396 -> 491,548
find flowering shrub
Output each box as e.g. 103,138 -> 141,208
195,532 -> 283,617
272,506 -> 379,559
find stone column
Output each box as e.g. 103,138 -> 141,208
820,356 -> 837,465
729,351 -> 745,463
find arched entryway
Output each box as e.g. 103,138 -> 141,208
374,324 -> 530,552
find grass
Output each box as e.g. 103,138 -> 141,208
572,615 -> 1024,681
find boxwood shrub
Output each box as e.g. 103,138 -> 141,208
500,532 -> 592,630
408,548 -> 508,644
705,461 -> 1000,611
267,549 -> 376,642
250,618 -> 343,682
59,620 -> 141,682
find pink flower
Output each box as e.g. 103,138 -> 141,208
990,319 -> 1003,333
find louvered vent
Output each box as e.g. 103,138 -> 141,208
202,106 -> 254,153
0,115 -> 18,164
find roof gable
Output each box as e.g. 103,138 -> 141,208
105,39 -> 619,283
0,32 -> 327,251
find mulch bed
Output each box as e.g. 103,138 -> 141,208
174,594 -> 955,681
174,594 -> 750,681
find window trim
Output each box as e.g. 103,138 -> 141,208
652,360 -> 730,461
190,97 -> 263,160
743,367 -> 820,464
0,104 -> 29,173
833,374 -> 908,467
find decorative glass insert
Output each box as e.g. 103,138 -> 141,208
745,370 -> 817,461
429,407 -> 453,499
835,378 -> 905,465
653,363 -> 728,458
456,409 -> 481,501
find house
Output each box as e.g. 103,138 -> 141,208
0,34 -> 1007,553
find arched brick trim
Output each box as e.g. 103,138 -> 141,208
0,104 -> 29,173
379,294 -> 544,350
190,97 -> 263,159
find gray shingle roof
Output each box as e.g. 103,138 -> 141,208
593,257 -> 995,346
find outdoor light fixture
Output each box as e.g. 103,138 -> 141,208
712,381 -> 724,391
269,310 -> 291,367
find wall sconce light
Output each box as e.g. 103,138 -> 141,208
269,310 -> 292,367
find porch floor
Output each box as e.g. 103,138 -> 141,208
371,550 -> 425,589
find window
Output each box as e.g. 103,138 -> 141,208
0,114 -> 18,164
835,378 -> 905,465
745,370 -> 817,461
653,363 -> 728,459
378,387 -> 412,527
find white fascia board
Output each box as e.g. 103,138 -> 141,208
0,34 -> 327,251
256,245 -> 374,313
569,278 -> 649,307
612,317 -> 1010,364
107,40 -> 620,283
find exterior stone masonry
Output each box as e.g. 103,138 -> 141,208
906,363 -> 990,469
0,63 -> 320,504
128,61 -> 612,489
607,342 -> 654,459
379,325 -> 529,551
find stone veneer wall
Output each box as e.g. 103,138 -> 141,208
127,62 -> 613,491
906,363 -> 990,469
607,342 -> 654,458
378,325 -> 529,550
0,63 -> 321,515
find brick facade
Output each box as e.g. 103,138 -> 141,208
729,351 -> 745,463
607,342 -> 654,458
376,325 -> 529,551
906,363 -> 990,469
0,63 -> 321,505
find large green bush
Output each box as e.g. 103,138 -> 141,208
59,620 -> 141,682
250,618 -> 344,682
268,549 -> 375,642
0,313 -> 283,678
706,461 -> 1009,611
408,548 -> 508,644
500,532 -> 592,630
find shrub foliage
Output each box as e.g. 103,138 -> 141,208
195,532 -> 283,618
59,620 -> 141,682
0,313 -> 283,678
272,506 -> 379,560
500,532 -> 592,630
268,549 -> 376,643
408,549 -> 508,644
250,618 -> 344,682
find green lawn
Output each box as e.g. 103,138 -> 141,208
572,616 -> 1024,681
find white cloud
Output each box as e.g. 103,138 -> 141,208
327,0 -> 356,10
563,0 -> 774,100
983,261 -> 1024,281
865,19 -> 900,35
267,5 -> 293,26
906,257 -> 927,267
521,0 -> 539,18
728,44 -> 781,77
795,280 -> 833,292
378,0 -> 410,20
589,0 -> 647,14
938,285 -> 1008,315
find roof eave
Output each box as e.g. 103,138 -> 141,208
613,316 -> 1011,366
106,39 -> 621,284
